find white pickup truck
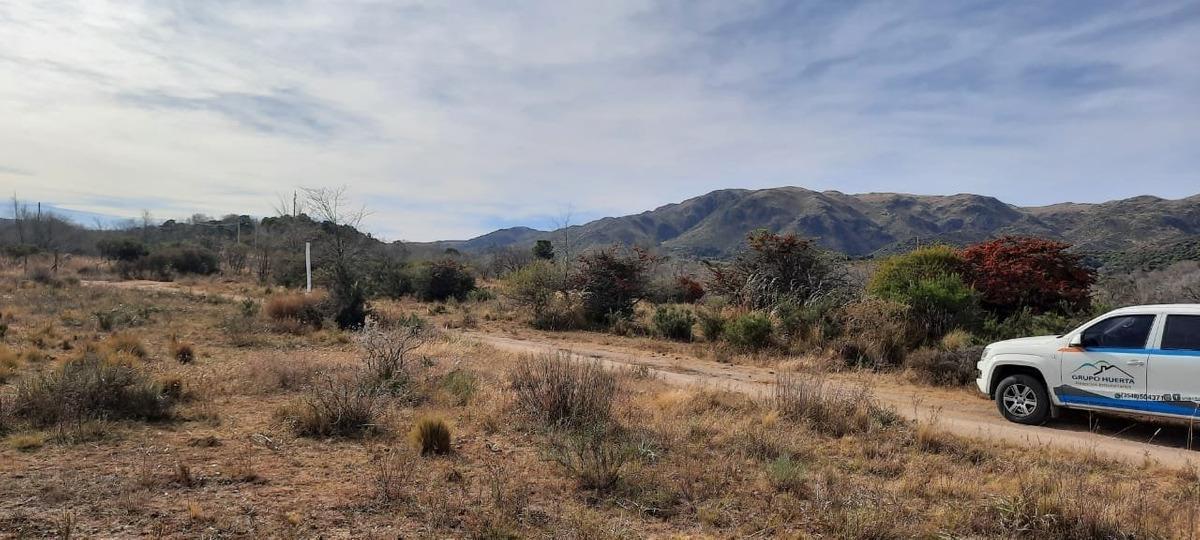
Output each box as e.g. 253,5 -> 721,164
977,304 -> 1200,424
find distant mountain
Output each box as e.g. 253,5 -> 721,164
1,202 -> 131,229
420,187 -> 1200,260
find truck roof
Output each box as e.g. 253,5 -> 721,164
1108,304 -> 1200,315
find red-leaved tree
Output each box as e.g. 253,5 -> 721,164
961,236 -> 1094,315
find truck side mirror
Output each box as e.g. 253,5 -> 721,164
1069,334 -> 1083,348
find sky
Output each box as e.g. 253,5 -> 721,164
1,1 -> 1197,241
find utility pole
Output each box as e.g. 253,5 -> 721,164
305,242 -> 312,293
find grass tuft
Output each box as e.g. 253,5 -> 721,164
410,416 -> 453,456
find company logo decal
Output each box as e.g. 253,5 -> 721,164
1069,360 -> 1135,388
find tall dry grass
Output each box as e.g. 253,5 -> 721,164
509,352 -> 618,429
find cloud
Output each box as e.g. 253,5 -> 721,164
0,0 -> 1197,241
118,89 -> 368,140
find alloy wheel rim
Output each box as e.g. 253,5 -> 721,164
1002,384 -> 1037,417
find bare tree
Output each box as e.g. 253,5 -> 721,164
302,186 -> 371,329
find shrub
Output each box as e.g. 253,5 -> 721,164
13,352 -> 172,428
904,346 -> 983,386
504,260 -> 554,306
706,230 -> 849,310
328,263 -> 370,330
980,307 -> 1095,342
549,426 -> 631,491
530,239 -> 555,260
29,266 -> 57,285
696,305 -> 728,342
466,288 -> 495,302
772,374 -> 898,437
869,246 -> 981,341
367,262 -> 414,299
96,238 -> 148,262
648,275 -> 706,304
834,299 -> 912,368
119,245 -> 221,280
410,417 -> 453,456
574,247 -> 654,324
652,306 -> 695,341
723,312 -> 774,350
533,295 -> 587,331
357,321 -> 430,396
371,446 -> 417,502
510,352 -> 617,429
414,259 -> 476,302
962,236 -> 1094,316
285,373 -> 381,438
264,292 -> 325,330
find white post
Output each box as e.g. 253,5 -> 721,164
305,242 -> 312,293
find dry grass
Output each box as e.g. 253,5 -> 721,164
510,352 -> 619,430
243,354 -> 324,394
263,292 -> 325,330
12,351 -> 172,429
772,373 -> 899,437
409,416 -> 453,456
0,266 -> 1196,537
170,339 -> 196,364
103,331 -> 147,359
0,345 -> 22,383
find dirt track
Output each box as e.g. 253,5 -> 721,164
81,279 -> 1200,469
462,331 -> 1200,470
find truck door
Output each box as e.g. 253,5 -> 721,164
1057,314 -> 1153,412
1145,314 -> 1200,417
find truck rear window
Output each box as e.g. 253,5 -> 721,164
1163,315 -> 1200,351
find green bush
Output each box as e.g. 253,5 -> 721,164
368,262 -> 414,299
868,245 -> 980,342
652,305 -> 696,341
117,245 -> 220,280
981,307 -> 1098,342
696,305 -> 728,342
96,238 -> 148,262
723,312 -> 774,350
413,259 -> 476,302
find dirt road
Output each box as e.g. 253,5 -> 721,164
79,279 -> 1200,469
463,331 -> 1200,469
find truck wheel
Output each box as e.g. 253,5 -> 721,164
995,374 -> 1049,425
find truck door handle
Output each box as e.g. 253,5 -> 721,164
1127,360 -> 1146,366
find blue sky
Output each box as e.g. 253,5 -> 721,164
1,1 -> 1197,241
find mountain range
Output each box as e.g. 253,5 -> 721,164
424,187 -> 1200,261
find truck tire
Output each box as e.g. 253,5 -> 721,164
995,374 -> 1050,425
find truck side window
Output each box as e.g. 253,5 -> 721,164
1162,315 -> 1200,351
1080,315 -> 1155,349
